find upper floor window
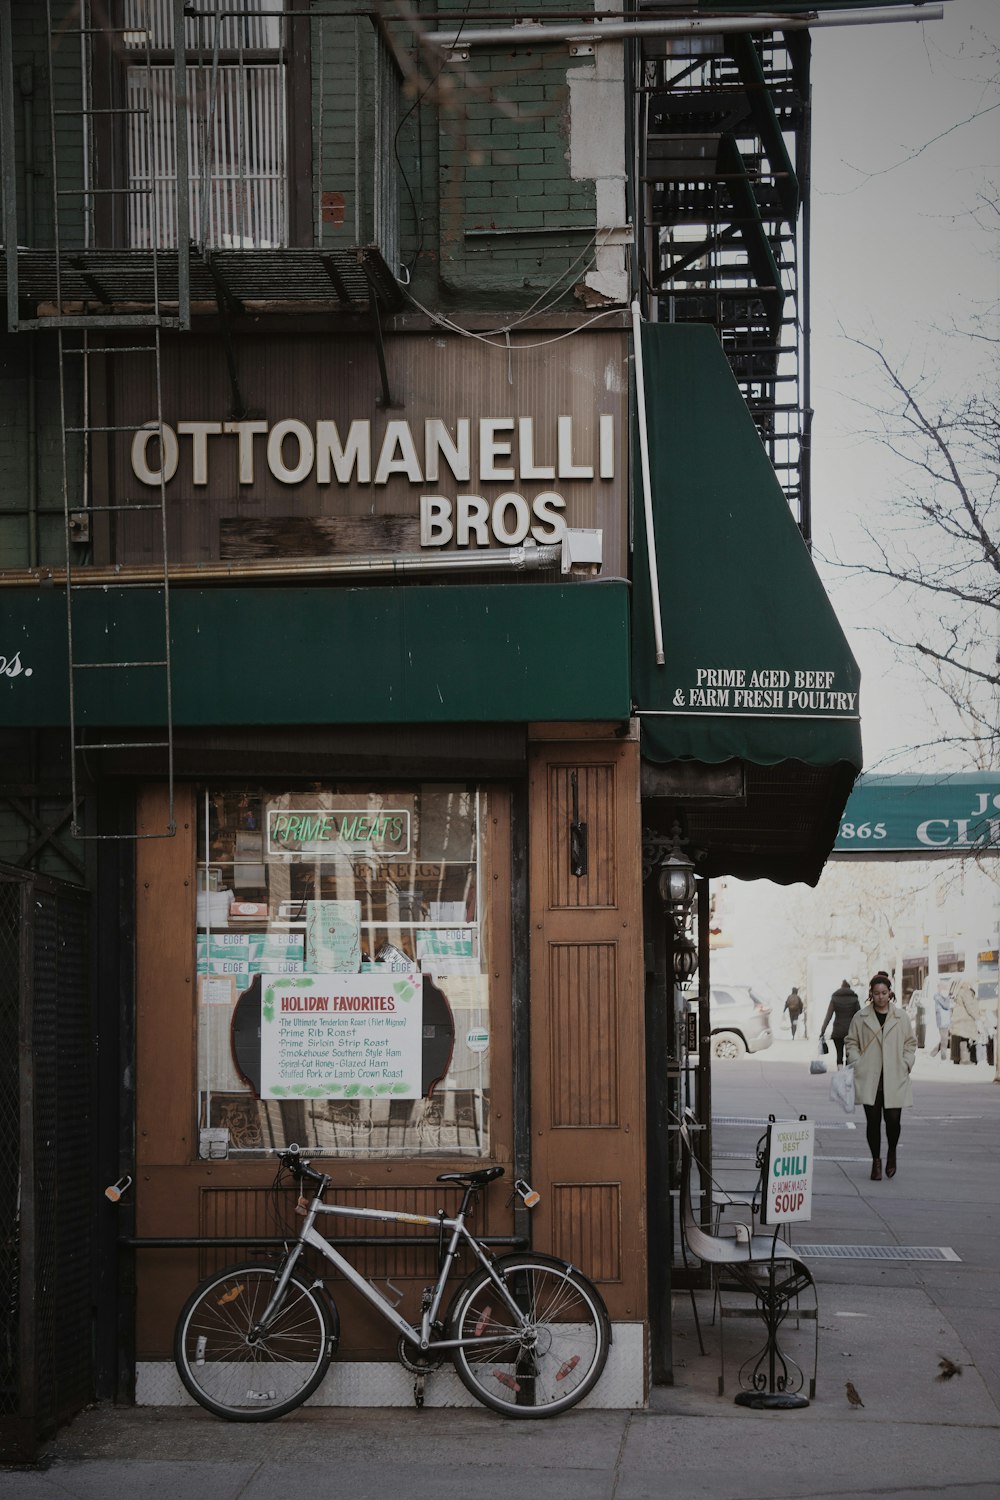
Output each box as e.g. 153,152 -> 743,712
123,0 -> 286,249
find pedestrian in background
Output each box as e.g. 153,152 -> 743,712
932,984 -> 952,1061
846,972 -> 916,1181
819,979 -> 860,1066
949,979 -> 979,1065
784,986 -> 804,1040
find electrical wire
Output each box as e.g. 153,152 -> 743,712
398,224 -> 626,349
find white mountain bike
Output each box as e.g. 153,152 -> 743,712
174,1147 -> 611,1420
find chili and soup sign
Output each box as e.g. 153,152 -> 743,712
761,1119 -> 815,1227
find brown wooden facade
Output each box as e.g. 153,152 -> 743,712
134,725 -> 647,1375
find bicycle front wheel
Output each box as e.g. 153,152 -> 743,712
447,1254 -> 610,1417
174,1261 -> 336,1421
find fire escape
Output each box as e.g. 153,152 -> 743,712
0,0 -> 401,842
637,25 -> 811,534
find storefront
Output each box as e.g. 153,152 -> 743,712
2,320 -> 862,1406
4,326 -> 655,1405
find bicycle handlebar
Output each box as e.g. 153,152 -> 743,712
277,1145 -> 329,1187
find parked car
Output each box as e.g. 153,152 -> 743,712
709,984 -> 773,1060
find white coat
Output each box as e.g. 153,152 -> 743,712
844,1004 -> 916,1109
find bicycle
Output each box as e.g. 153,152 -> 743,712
173,1147 -> 611,1421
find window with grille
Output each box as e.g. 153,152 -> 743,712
123,0 -> 287,250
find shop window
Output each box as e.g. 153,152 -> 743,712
196,785 -> 492,1159
123,0 -> 287,248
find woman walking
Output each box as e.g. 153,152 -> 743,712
819,979 -> 860,1066
846,972 -> 916,1181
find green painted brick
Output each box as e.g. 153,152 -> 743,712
465,164 -> 515,182
537,210 -> 595,226
518,163 -> 572,181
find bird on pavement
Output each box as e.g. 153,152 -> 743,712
936,1357 -> 963,1381
845,1381 -> 865,1408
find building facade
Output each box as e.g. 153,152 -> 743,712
3,0 -> 916,1445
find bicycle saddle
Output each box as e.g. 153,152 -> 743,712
436,1166 -> 505,1187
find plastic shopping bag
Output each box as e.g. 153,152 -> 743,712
830,1064 -> 856,1113
809,1047 -> 827,1075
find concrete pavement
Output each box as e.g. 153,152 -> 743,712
5,1052 -> 999,1499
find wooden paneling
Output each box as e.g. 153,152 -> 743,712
551,1183 -> 622,1282
548,943 -> 619,1127
220,515 -> 420,559
136,784 -> 198,1167
529,732 -> 646,1330
548,763 -> 616,909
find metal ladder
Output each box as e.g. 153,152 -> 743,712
19,0 -> 197,840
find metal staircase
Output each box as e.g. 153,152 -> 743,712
637,27 -> 811,534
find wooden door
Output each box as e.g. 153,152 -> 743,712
528,727 -> 647,1326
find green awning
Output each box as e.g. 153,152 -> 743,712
833,773 -> 1000,855
632,323 -> 862,884
1,580 -> 630,728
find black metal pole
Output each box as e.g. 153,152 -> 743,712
644,872 -> 672,1383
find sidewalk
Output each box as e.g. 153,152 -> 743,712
5,1059 -> 1000,1500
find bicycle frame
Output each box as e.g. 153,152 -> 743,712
258,1186 -> 525,1354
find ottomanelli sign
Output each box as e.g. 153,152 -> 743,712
130,412 -> 616,551
259,974 -> 423,1100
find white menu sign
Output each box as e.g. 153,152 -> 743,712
762,1119 -> 815,1225
260,974 -> 422,1100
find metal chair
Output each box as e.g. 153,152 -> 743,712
678,1111 -> 818,1403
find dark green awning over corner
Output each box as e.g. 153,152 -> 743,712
632,323 -> 862,884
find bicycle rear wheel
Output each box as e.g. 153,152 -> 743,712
174,1261 -> 336,1421
447,1253 -> 610,1417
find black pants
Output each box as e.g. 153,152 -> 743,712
863,1092 -> 901,1162
790,1017 -> 798,1038
831,1034 -> 846,1066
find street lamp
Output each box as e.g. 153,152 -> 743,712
657,824 -> 698,984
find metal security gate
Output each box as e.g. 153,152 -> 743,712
0,866 -> 92,1463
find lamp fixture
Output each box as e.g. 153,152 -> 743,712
656,823 -> 696,914
673,934 -> 698,984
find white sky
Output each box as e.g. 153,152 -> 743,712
808,0 -> 999,770
716,3 -> 999,986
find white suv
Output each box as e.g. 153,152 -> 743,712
709,984 -> 774,1060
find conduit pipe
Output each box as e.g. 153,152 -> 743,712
0,539 -> 567,589
631,299 -> 664,667
427,6 -> 943,49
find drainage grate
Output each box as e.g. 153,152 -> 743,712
797,1245 -> 961,1262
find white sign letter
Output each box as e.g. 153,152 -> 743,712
599,413 -> 615,479
480,418 -> 515,482
223,420 -> 269,485
267,420 -> 315,484
557,415 -> 593,479
420,496 -> 454,546
374,421 -> 423,485
456,495 -> 490,547
492,493 -> 530,545
177,421 -> 222,485
518,417 -> 555,480
530,492 -> 566,542
131,421 -> 179,486
315,420 -> 371,484
424,419 -> 470,484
